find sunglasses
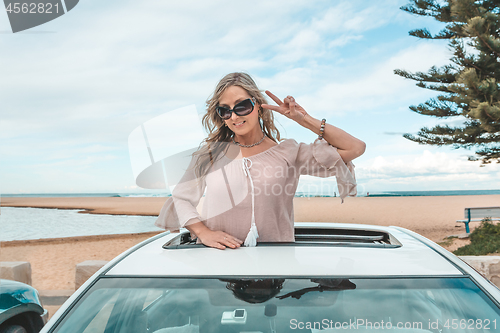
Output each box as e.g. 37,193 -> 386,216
216,98 -> 256,120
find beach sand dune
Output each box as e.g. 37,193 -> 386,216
2,195 -> 499,292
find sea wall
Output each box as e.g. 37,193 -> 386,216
459,256 -> 500,287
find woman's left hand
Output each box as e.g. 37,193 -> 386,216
261,90 -> 308,124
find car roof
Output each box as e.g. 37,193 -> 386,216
104,223 -> 463,278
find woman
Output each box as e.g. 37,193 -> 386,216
155,72 -> 365,249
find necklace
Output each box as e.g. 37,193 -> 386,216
232,133 -> 266,148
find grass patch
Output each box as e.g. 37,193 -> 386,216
454,218 -> 500,256
437,236 -> 457,247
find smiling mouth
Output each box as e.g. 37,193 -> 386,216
234,121 -> 246,127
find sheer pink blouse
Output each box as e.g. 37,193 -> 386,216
155,138 -> 357,243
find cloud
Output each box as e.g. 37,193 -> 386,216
1,0 -> 484,193
0,0 -> 409,140
383,132 -> 407,135
355,149 -> 500,191
295,41 -> 452,116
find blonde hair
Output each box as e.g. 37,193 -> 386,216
193,72 -> 282,179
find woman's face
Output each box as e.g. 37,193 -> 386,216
218,85 -> 260,137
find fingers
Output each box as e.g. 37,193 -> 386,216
222,234 -> 243,249
207,239 -> 228,250
199,229 -> 244,250
281,95 -> 294,116
264,91 -> 302,119
265,90 -> 283,105
206,232 -> 242,250
287,96 -> 296,113
261,104 -> 280,112
263,91 -> 295,109
213,242 -> 226,250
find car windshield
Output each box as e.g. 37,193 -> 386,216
52,277 -> 500,333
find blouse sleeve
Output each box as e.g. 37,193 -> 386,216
154,154 -> 206,232
294,138 -> 357,203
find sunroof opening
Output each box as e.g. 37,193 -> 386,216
163,226 -> 402,249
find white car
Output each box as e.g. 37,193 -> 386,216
41,223 -> 500,333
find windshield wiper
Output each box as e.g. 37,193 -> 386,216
277,279 -> 356,300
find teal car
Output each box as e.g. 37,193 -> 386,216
0,280 -> 48,333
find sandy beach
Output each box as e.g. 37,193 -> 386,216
1,195 -> 499,293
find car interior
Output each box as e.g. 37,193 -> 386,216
51,277 -> 500,333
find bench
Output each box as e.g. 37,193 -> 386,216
456,207 -> 500,233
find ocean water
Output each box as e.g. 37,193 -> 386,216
365,189 -> 500,197
1,207 -> 162,242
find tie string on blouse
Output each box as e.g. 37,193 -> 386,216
242,157 -> 258,247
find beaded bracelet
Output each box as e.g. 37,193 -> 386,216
318,118 -> 326,140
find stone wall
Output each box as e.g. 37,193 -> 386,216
75,260 -> 108,290
0,261 -> 32,285
459,256 -> 500,287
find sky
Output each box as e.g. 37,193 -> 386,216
0,0 -> 499,195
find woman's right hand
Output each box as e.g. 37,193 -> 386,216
186,222 -> 243,250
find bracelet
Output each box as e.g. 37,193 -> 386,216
318,118 -> 326,140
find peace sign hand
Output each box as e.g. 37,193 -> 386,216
261,90 -> 308,124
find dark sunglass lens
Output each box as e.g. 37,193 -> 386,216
217,107 -> 231,120
234,99 -> 253,116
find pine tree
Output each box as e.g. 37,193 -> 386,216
395,0 -> 500,164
